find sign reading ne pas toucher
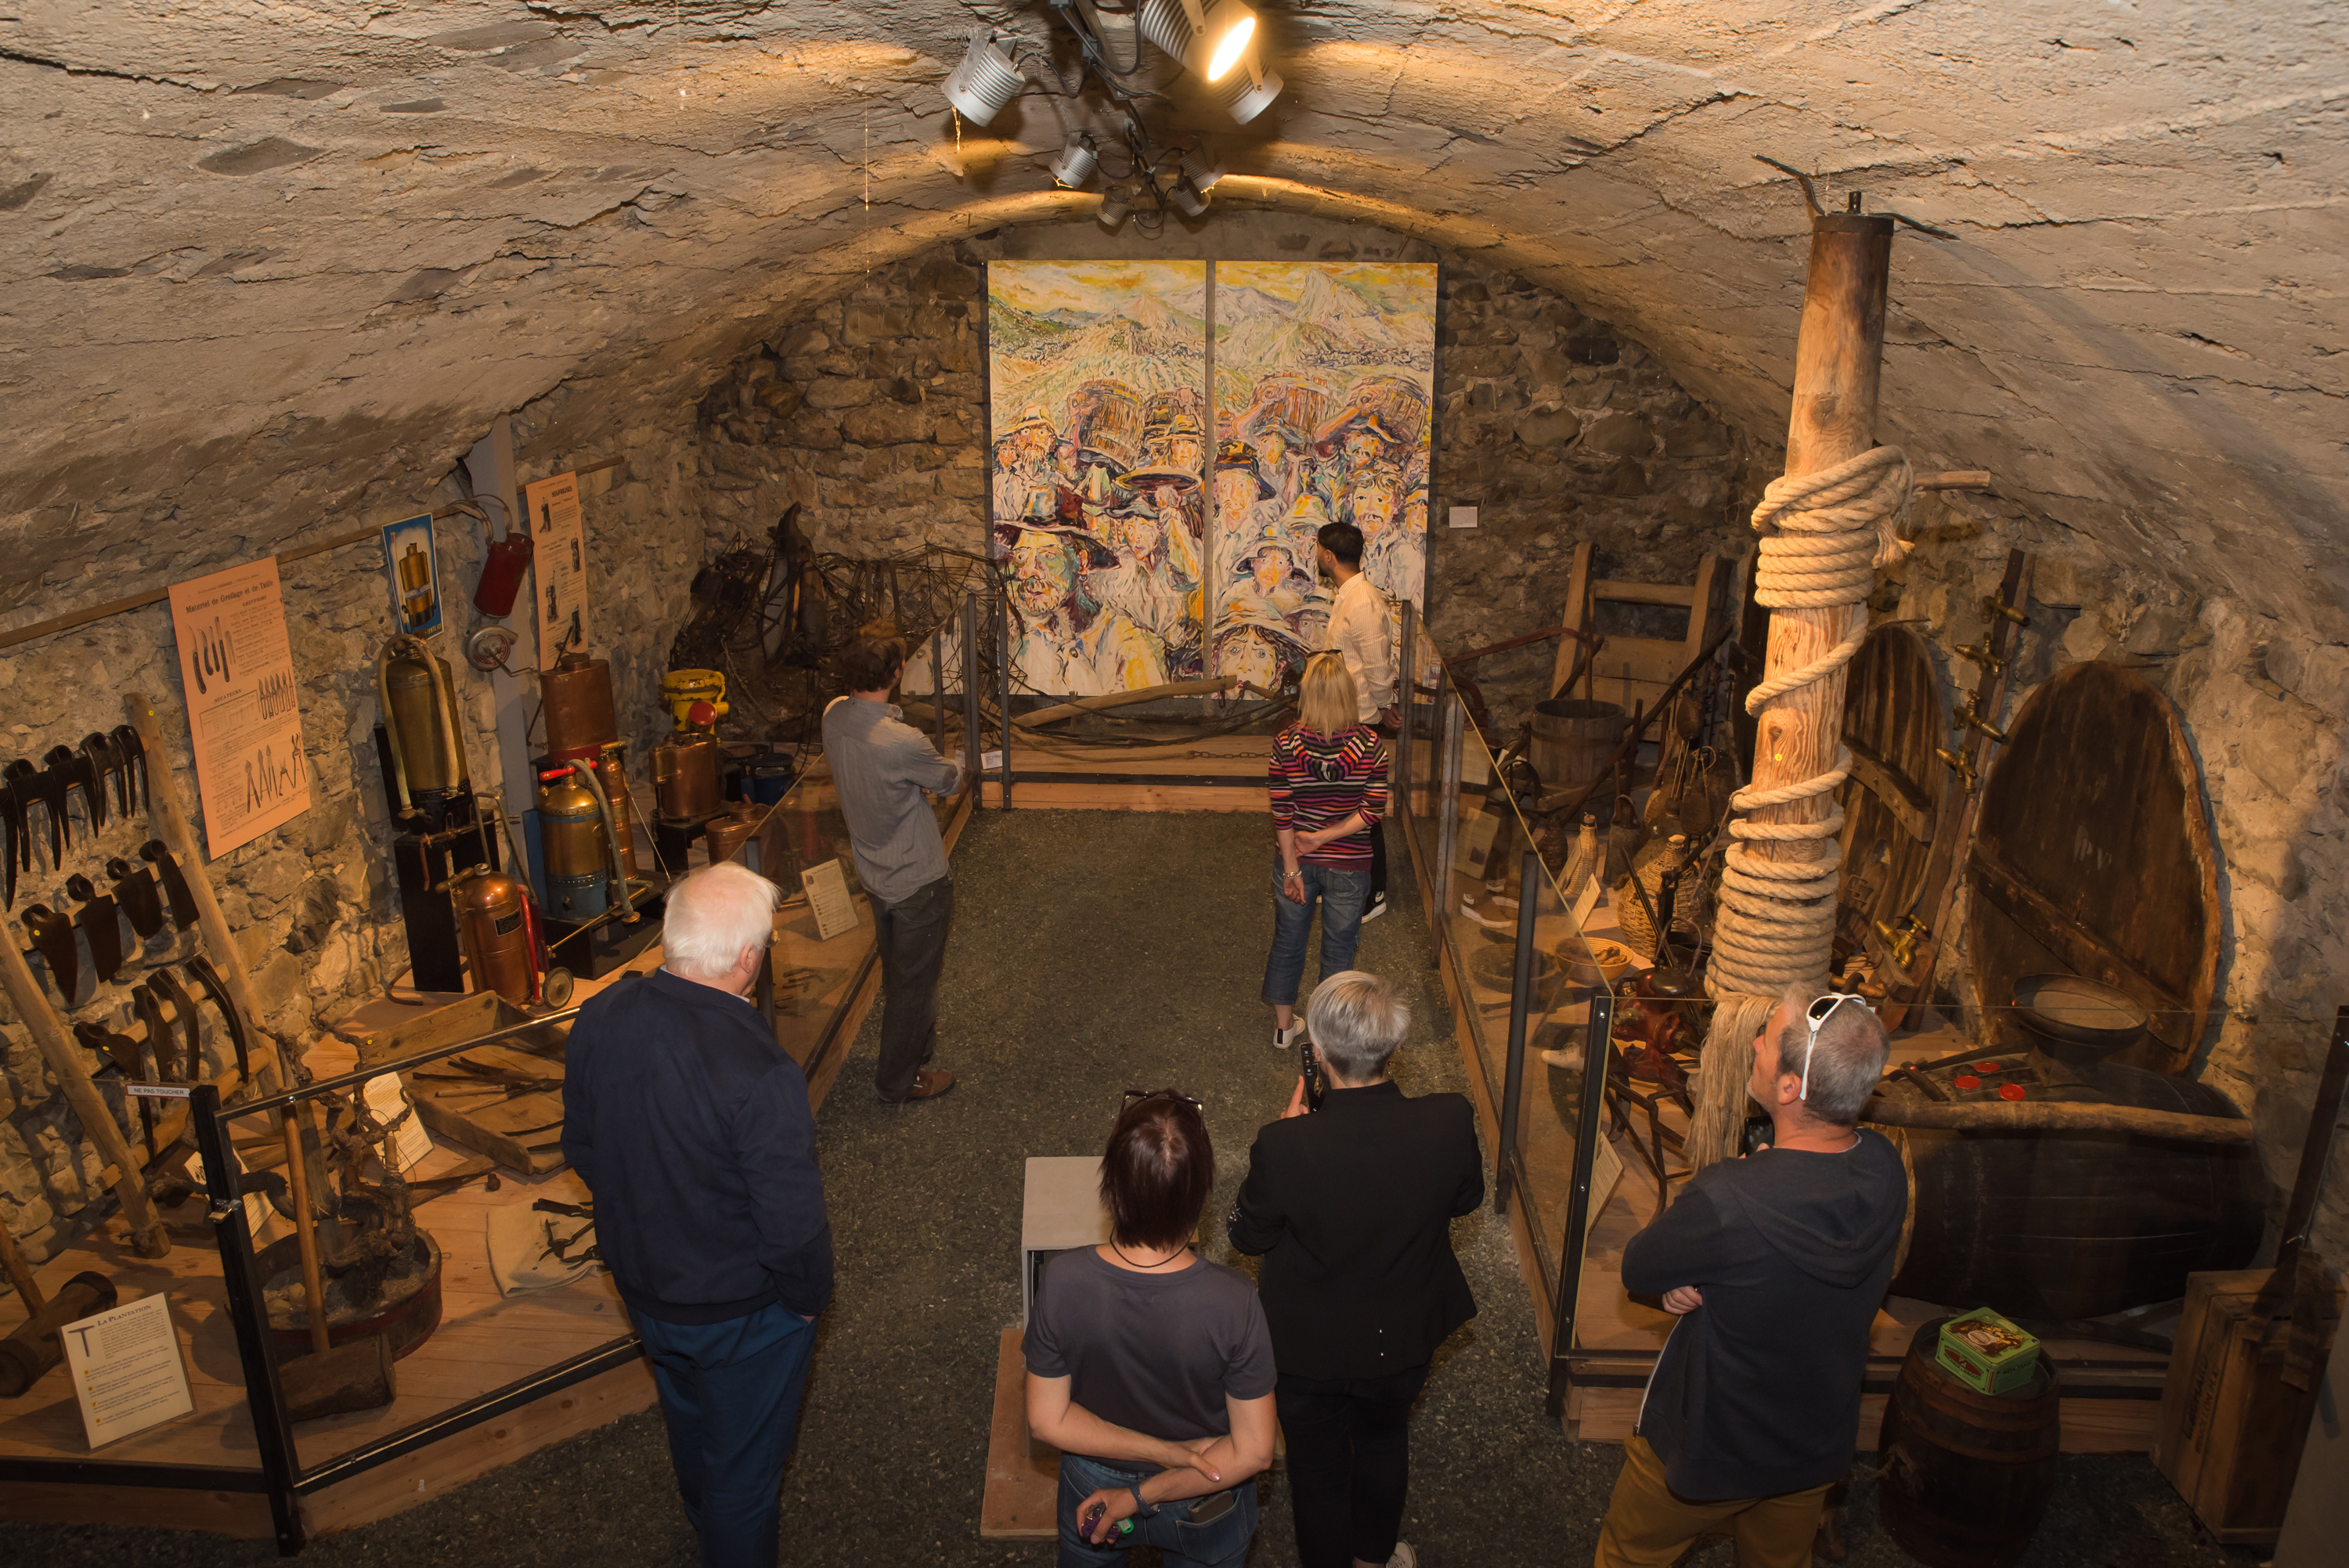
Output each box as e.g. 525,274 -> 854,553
525,470 -> 589,669
167,557 -> 310,858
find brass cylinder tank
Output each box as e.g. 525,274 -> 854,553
594,743 -> 640,881
541,652 -> 617,762
451,866 -> 534,1006
653,734 -> 722,821
378,636 -> 468,802
537,767 -> 611,919
706,801 -> 760,867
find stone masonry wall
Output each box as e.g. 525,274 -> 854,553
0,395 -> 702,1272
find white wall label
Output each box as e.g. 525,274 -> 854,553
1449,506 -> 1479,528
803,856 -> 860,942
63,1292 -> 194,1449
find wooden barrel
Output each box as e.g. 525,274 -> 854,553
1529,698 -> 1624,798
1885,1055 -> 2261,1318
1876,1318 -> 2061,1568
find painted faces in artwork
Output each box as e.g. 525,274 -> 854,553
1118,510 -> 1163,562
1250,546 -> 1289,597
1010,533 -> 1078,623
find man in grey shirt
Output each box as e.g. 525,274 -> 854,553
821,636 -> 964,1102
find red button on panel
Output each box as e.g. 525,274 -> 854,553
1998,1083 -> 2026,1101
1954,1075 -> 1981,1090
1973,1061 -> 2003,1073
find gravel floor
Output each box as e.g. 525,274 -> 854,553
0,810 -> 2251,1566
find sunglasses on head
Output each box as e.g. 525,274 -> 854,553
1122,1088 -> 1204,1114
1796,993 -> 1869,1100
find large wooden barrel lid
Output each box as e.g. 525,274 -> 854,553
1835,625 -> 1947,966
1968,661 -> 2217,1071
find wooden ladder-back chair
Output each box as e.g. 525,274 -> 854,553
1549,542 -> 1728,716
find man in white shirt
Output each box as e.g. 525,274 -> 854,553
1316,521 -> 1400,921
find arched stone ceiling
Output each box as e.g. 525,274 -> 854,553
3,2 -> 2340,630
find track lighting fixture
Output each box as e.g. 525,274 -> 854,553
1167,174 -> 1210,218
1050,134 -> 1100,189
1097,186 -> 1133,232
944,29 -> 1024,126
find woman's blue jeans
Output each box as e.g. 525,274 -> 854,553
1261,862 -> 1372,1008
1055,1454 -> 1260,1567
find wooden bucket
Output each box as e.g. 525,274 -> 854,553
1530,698 -> 1624,798
1877,1318 -> 2061,1568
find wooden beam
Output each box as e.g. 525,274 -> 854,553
1864,1095 -> 2251,1146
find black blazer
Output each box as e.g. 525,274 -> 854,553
1227,1080 -> 1484,1382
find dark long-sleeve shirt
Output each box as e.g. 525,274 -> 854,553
1268,724 -> 1388,870
562,968 -> 834,1325
1624,1129 -> 1907,1500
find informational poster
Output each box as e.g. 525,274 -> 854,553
802,857 -> 859,941
525,470 -> 587,668
381,513 -> 443,636
61,1292 -> 194,1449
167,557 -> 310,857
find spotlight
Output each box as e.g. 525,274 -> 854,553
1203,6 -> 1257,81
1217,56 -> 1283,124
1097,186 -> 1133,232
1179,149 -> 1225,190
943,29 -> 1023,126
1049,134 -> 1099,190
1137,0 -> 1257,81
1168,174 -> 1211,218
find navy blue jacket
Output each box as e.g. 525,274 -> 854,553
562,968 -> 834,1324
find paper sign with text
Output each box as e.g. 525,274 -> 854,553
168,557 -> 311,857
801,857 -> 861,942
365,1073 -> 435,1172
525,471 -> 589,669
62,1292 -> 193,1449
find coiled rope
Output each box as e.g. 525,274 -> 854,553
1690,445 -> 1913,1163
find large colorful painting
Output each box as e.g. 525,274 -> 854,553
983,260 -> 1436,697
988,260 -> 1209,697
1209,262 -> 1436,692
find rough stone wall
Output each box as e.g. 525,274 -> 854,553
0,395 -> 702,1271
689,215 -> 1755,738
1878,496 -> 2349,1270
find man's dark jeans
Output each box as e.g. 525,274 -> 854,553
633,1302 -> 817,1568
874,874 -> 953,1101
1275,1362 -> 1431,1568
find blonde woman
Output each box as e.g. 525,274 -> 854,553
1263,654 -> 1390,1050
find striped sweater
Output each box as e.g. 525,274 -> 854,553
1268,725 -> 1389,869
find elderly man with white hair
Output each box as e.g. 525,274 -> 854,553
563,862 -> 832,1568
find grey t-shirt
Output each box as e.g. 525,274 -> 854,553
820,695 -> 962,906
1022,1249 -> 1277,1470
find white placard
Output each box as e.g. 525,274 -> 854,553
1569,874 -> 1602,931
1586,1130 -> 1626,1248
1449,506 -> 1479,529
981,749 -> 1005,773
364,1073 -> 435,1173
185,1151 -> 269,1234
801,857 -> 860,942
61,1293 -> 193,1449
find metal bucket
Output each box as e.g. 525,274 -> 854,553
1530,698 -> 1625,799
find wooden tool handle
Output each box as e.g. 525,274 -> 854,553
0,1209 -> 45,1313
280,1106 -> 331,1354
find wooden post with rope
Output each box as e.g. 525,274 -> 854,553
1686,197 -> 1911,1168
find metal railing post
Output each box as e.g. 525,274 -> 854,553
191,1083 -> 306,1555
1433,690 -> 1465,937
1495,849 -> 1541,1217
931,624 -> 946,750
961,593 -> 982,786
1396,600 -> 1416,815
996,588 -> 1014,808
1544,982 -> 1615,1418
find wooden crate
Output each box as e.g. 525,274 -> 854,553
2156,1268 -> 2344,1545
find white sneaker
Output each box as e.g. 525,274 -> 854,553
1386,1545 -> 1416,1568
1273,1023 -> 1303,1050
1361,896 -> 1390,924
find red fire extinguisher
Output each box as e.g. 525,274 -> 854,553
473,494 -> 533,618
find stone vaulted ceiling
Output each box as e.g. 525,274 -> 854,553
2,2 -> 2341,631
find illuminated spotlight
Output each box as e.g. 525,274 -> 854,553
1168,174 -> 1211,218
1217,52 -> 1283,124
1098,186 -> 1133,232
1137,0 -> 1261,82
944,29 -> 1023,125
1050,134 -> 1099,189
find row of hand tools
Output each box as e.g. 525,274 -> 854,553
2,725 -> 147,906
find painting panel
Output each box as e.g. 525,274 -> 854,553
1208,261 -> 1437,692
986,260 -> 1209,697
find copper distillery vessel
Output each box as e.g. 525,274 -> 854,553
450,865 -> 535,1006
538,766 -> 618,919
706,801 -> 761,867
540,651 -> 617,762
653,734 -> 721,822
376,635 -> 469,807
594,742 -> 640,880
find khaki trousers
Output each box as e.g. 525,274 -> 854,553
1593,1435 -> 1831,1568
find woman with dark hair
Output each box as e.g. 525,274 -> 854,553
1264,651 -> 1388,1050
1024,1092 -> 1279,1566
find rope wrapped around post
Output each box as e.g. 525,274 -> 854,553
1686,446 -> 1914,1166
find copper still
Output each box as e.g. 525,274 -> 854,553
706,801 -> 761,868
653,734 -> 722,822
537,764 -> 627,921
376,635 -> 469,809
541,652 -> 617,762
449,865 -> 536,1006
594,742 -> 640,880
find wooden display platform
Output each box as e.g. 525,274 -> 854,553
980,1325 -> 1059,1539
981,734 -> 1272,813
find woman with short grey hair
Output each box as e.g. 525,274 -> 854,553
1229,971 -> 1484,1568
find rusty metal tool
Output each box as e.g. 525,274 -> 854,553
21,904 -> 77,1003
41,744 -> 100,842
110,724 -> 147,816
81,733 -> 126,820
106,856 -> 164,939
74,1019 -> 154,1155
150,967 -> 204,1082
0,773 -> 20,910
132,980 -> 175,1081
184,956 -> 253,1083
139,840 -> 198,930
5,759 -> 55,868
63,874 -> 123,985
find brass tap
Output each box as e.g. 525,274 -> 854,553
1935,744 -> 1977,794
1872,915 -> 1926,971
1952,696 -> 2009,743
1980,594 -> 2030,629
1953,640 -> 2005,676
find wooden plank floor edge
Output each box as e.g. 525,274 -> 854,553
980,1325 -> 1059,1539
